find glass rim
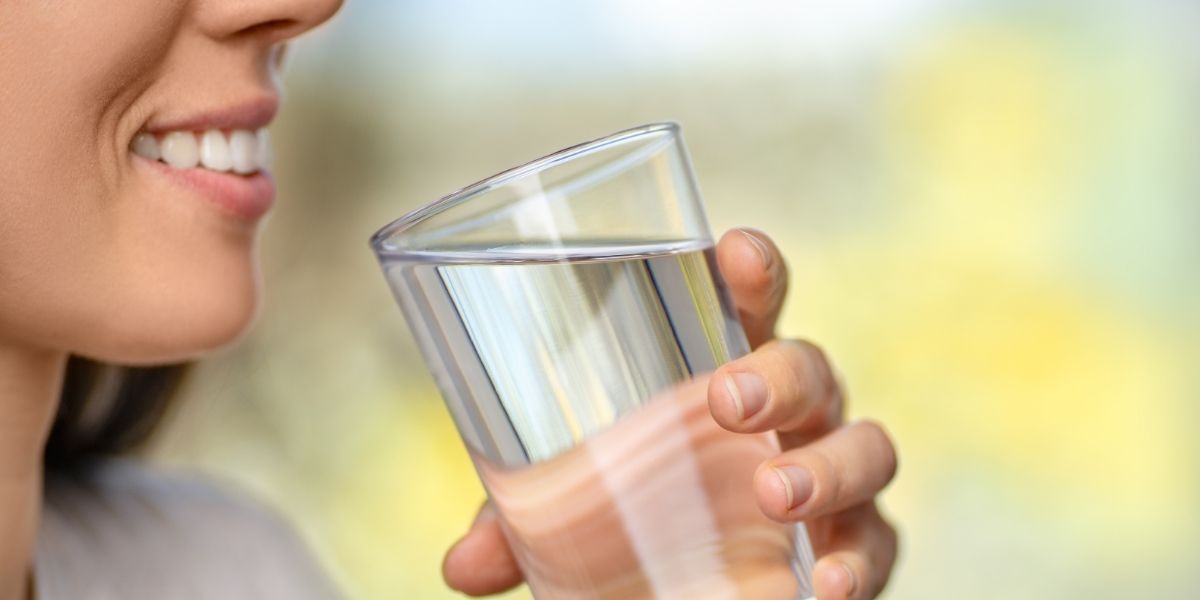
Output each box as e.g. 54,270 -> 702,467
368,121 -> 681,252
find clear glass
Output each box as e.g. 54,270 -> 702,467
371,123 -> 816,599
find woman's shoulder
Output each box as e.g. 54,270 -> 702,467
37,458 -> 341,600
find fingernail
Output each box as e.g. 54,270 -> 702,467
724,372 -> 767,421
739,229 -> 773,271
840,561 -> 858,596
819,560 -> 857,597
772,465 -> 814,510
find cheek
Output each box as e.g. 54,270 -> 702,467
1,1 -> 182,193
0,1 -> 224,361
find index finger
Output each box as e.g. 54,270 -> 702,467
716,228 -> 789,348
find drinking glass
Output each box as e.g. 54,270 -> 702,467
370,123 -> 816,599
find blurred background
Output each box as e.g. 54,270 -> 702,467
150,1 -> 1200,598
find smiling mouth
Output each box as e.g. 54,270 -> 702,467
132,128 -> 271,174
129,97 -> 280,221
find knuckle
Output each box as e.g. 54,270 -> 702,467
780,337 -> 821,360
884,518 -> 899,555
856,417 -> 890,440
875,520 -> 900,597
765,258 -> 789,299
761,339 -> 848,433
790,338 -> 831,373
854,506 -> 899,599
781,339 -> 839,394
740,263 -> 777,294
854,419 -> 899,482
774,340 -> 818,389
870,505 -> 899,554
746,347 -> 800,409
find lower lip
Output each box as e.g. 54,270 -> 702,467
137,157 -> 276,221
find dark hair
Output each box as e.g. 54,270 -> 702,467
44,356 -> 188,469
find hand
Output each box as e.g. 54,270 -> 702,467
442,228 -> 899,600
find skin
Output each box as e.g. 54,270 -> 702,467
0,4 -> 896,600
0,2 -> 341,599
444,229 -> 900,600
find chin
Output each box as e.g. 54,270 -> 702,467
77,267 -> 263,366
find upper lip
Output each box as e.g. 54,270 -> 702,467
142,95 -> 279,133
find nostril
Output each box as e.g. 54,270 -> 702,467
238,19 -> 300,43
202,0 -> 342,44
272,44 -> 289,71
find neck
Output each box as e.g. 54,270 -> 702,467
0,342 -> 66,600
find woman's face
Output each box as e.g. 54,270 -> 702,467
0,0 -> 340,363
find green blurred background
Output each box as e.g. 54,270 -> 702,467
149,1 -> 1200,598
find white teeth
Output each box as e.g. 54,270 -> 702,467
160,132 -> 199,169
229,130 -> 257,174
199,129 -> 233,172
132,128 -> 272,174
132,133 -> 160,160
255,128 -> 272,171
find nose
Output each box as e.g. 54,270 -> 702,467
194,0 -> 344,45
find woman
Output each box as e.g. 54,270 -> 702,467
0,1 -> 897,599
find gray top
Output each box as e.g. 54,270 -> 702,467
35,460 -> 342,600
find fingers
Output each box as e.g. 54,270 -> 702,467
716,228 -> 789,348
753,420 -> 897,523
707,339 -> 843,445
442,503 -> 523,596
811,503 -> 899,600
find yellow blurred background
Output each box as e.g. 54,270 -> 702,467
150,1 -> 1200,598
